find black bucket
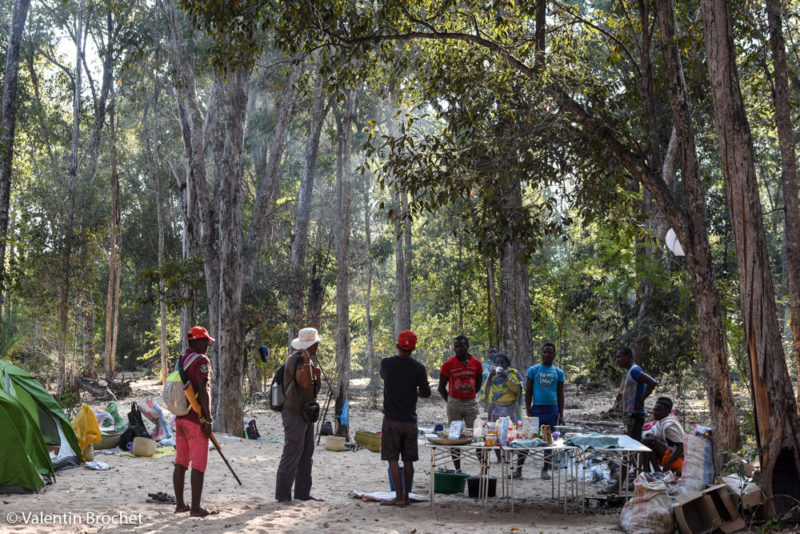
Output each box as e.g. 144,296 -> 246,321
467,475 -> 497,498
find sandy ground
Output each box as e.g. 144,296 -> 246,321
0,378 -> 690,534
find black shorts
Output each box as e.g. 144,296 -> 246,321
380,416 -> 419,462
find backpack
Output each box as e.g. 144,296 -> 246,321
162,353 -> 201,416
269,357 -> 303,412
269,364 -> 288,412
119,402 -> 151,451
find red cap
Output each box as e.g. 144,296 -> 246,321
396,330 -> 417,351
187,326 -> 215,342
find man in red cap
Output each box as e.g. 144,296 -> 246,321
173,326 -> 217,517
379,330 -> 431,506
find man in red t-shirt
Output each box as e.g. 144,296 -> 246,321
438,335 -> 482,470
173,326 -> 217,517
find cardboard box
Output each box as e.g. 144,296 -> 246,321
720,475 -> 765,509
703,484 -> 746,533
674,490 -> 719,534
673,485 -> 746,534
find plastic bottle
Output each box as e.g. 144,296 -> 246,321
473,416 -> 483,438
507,422 -> 516,444
517,420 -> 524,439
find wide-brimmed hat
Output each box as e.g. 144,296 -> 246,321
187,326 -> 215,342
291,327 -> 322,350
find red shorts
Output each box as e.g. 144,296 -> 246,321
175,417 -> 209,473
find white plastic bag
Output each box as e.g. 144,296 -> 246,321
619,473 -> 674,534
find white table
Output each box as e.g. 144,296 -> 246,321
565,434 -> 652,511
426,442 -> 495,509
500,441 -> 580,512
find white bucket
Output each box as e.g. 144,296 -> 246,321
325,435 -> 345,452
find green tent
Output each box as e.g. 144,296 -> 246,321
0,389 -> 53,493
0,360 -> 81,492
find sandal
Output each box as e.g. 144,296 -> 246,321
190,508 -> 219,517
147,492 -> 176,504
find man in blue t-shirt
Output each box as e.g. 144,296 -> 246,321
615,347 -> 657,441
524,343 -> 565,479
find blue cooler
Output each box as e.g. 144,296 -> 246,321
388,467 -> 414,492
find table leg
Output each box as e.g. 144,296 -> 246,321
430,446 -> 435,509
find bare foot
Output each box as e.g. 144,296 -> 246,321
174,504 -> 190,514
380,499 -> 409,507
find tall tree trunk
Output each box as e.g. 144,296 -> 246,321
334,89 -> 355,440
499,238 -> 515,356
81,286 -> 96,378
167,158 -> 197,354
59,0 -> 86,394
144,85 -> 168,383
288,67 -> 327,337
654,0 -> 742,460
161,0 -> 221,418
103,103 -> 121,380
485,257 -> 500,347
402,189 -> 412,324
0,0 -> 31,343
766,0 -> 800,411
213,69 -> 250,436
513,240 -> 533,370
364,188 -> 378,393
391,184 -> 410,337
701,0 -> 800,513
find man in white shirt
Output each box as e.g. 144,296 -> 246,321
642,397 -> 685,474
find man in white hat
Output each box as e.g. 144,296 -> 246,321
275,327 -> 323,503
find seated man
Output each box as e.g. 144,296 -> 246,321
642,397 -> 684,474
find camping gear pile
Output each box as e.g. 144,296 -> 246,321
0,360 -> 81,493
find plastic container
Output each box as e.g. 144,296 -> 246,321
467,475 -> 497,498
433,471 -> 470,494
325,435 -> 345,451
387,467 -> 414,492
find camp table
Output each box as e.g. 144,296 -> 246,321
425,441 -> 495,510
499,441 -> 581,513
565,433 -> 652,512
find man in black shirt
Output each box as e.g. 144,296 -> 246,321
380,330 -> 431,506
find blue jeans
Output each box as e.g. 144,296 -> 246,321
530,404 -> 559,428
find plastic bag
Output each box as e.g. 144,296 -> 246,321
619,472 -> 674,534
71,404 -> 102,461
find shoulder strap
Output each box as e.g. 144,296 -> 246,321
532,364 -> 541,381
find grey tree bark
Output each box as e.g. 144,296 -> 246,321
288,67 -> 327,338
701,0 -> 800,513
144,84 -> 168,383
162,0 -> 300,433
334,89 -> 355,440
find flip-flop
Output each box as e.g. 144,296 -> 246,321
380,500 -> 408,507
147,492 -> 176,504
190,508 -> 219,517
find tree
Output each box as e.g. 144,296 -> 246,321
334,88 -> 355,440
701,0 -> 800,513
0,0 -> 32,345
765,0 -> 800,410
